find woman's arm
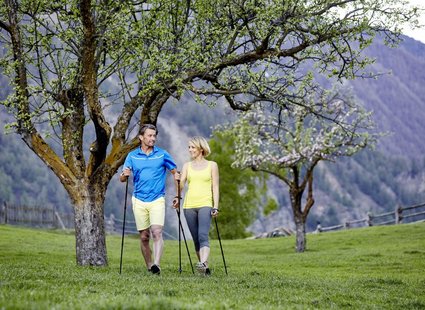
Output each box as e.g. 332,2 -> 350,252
172,162 -> 188,209
211,161 -> 219,210
180,162 -> 188,192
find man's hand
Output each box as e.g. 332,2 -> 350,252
119,168 -> 131,182
122,168 -> 131,177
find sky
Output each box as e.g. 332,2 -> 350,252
403,0 -> 425,44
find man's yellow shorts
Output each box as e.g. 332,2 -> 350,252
132,196 -> 165,231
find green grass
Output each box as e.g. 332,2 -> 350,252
0,223 -> 424,309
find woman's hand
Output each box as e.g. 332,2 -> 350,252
174,170 -> 181,181
172,196 -> 180,209
211,208 -> 219,217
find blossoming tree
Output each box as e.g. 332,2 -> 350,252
228,88 -> 380,252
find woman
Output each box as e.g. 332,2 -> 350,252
174,136 -> 219,275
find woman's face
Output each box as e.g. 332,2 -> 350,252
188,142 -> 202,159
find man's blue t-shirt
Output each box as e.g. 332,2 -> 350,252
123,146 -> 177,202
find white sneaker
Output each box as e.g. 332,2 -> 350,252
196,262 -> 207,274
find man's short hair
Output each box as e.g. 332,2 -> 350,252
139,124 -> 158,136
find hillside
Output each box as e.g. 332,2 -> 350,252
1,35 -> 425,235
351,36 -> 425,157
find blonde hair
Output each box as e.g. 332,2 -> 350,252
189,136 -> 211,157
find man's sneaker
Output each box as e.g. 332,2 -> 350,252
151,264 -> 161,275
196,262 -> 207,274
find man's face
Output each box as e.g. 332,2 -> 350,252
139,128 -> 156,148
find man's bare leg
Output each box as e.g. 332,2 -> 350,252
139,229 -> 152,270
151,224 -> 164,267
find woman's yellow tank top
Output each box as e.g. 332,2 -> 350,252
183,161 -> 213,209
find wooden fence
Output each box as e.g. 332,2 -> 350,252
104,213 -> 138,235
314,202 -> 425,233
0,202 -> 75,229
0,202 -> 176,239
2,201 -> 424,237
0,202 -> 128,233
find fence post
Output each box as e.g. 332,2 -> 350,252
105,214 -> 115,234
54,211 -> 66,230
0,202 -> 3,224
4,202 -> 7,224
314,222 -> 322,233
398,204 -> 403,223
367,212 -> 373,226
395,204 -> 403,224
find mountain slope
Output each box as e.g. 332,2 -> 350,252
351,36 -> 425,157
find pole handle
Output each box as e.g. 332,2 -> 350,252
177,170 -> 181,208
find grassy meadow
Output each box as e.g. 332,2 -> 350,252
0,222 -> 424,309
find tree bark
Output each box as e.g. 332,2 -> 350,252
290,191 -> 307,252
72,181 -> 108,266
290,188 -> 307,252
294,216 -> 306,253
290,166 -> 307,252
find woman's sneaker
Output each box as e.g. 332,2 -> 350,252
196,262 -> 207,274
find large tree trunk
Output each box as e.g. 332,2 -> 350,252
71,182 -> 108,266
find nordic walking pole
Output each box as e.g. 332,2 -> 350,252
176,177 -> 194,274
119,177 -> 129,275
177,179 -> 182,273
178,210 -> 195,274
214,217 -> 228,275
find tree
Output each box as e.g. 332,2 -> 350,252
227,87 -> 380,252
208,130 -> 273,239
0,0 -> 419,265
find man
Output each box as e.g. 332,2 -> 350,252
120,124 -> 178,275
